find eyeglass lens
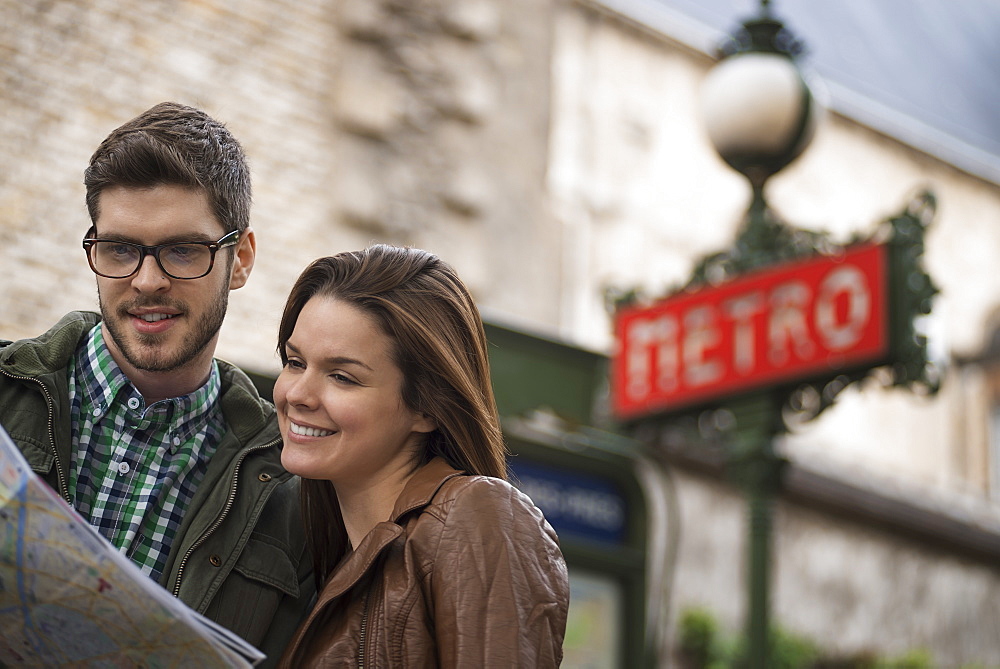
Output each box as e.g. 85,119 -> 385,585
89,242 -> 214,279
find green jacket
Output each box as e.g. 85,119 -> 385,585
0,311 -> 314,667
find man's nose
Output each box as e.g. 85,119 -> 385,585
131,253 -> 171,292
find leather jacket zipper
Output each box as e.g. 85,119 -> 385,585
357,575 -> 383,668
0,370 -> 70,502
357,590 -> 370,669
171,437 -> 280,597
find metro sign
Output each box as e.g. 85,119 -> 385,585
612,243 -> 889,420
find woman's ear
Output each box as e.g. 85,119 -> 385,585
413,412 -> 438,434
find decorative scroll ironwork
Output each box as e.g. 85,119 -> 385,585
609,189 -> 941,433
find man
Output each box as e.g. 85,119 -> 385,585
0,102 -> 312,665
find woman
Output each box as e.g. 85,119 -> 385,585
275,244 -> 569,667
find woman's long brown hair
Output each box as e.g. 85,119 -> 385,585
277,244 -> 508,587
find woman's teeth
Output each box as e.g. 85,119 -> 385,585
290,422 -> 335,437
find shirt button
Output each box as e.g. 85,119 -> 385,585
127,397 -> 140,409
118,461 -> 130,475
209,555 -> 223,567
173,436 -> 181,446
92,407 -> 101,417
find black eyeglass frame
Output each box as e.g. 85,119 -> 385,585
82,228 -> 242,280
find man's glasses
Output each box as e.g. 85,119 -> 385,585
82,229 -> 241,280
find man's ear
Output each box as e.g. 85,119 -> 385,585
229,228 -> 256,290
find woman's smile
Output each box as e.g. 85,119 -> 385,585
288,420 -> 336,438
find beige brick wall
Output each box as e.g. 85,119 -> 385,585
1,0 -> 560,374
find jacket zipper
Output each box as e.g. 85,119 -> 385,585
171,437 -> 280,598
0,370 -> 70,502
357,590 -> 370,669
357,574 -> 384,669
358,574 -> 382,669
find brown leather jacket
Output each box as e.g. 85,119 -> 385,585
278,457 -> 569,667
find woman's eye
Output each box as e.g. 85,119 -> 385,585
284,359 -> 305,370
331,373 -> 356,385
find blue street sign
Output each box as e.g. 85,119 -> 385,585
510,459 -> 628,546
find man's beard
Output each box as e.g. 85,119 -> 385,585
100,287 -> 229,373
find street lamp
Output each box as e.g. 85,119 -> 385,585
607,4 -> 938,666
606,5 -> 940,667
698,2 -> 821,668
700,0 -> 823,273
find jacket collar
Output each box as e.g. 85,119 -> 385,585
314,458 -> 466,606
215,358 -> 277,446
390,457 -> 465,522
0,311 -> 99,377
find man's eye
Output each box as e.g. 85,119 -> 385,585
164,244 -> 206,264
107,244 -> 136,258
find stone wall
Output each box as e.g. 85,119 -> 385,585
666,468 -> 1000,666
0,0 -> 559,373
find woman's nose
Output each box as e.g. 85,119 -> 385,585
284,372 -> 318,408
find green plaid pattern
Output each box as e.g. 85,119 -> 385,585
68,325 -> 224,581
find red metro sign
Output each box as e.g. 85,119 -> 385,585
611,244 -> 889,420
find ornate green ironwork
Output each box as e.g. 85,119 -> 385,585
610,188 -> 941,429
884,190 -> 941,393
717,0 -> 803,59
781,189 -> 941,428
687,182 -> 839,287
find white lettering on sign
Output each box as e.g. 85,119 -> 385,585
626,316 -> 679,400
724,292 -> 765,374
683,306 -> 724,388
816,265 -> 870,351
612,245 -> 887,418
517,476 -> 625,532
768,281 -> 815,366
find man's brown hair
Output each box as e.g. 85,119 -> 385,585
84,101 -> 251,233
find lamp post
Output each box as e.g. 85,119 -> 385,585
701,0 -> 821,274
699,3 -> 820,667
611,4 -> 939,666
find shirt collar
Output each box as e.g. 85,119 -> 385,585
76,324 -> 222,429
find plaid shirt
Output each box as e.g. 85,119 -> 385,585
68,324 -> 225,582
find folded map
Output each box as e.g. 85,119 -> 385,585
0,424 -> 265,667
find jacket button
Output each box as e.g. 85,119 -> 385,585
209,554 -> 222,567
258,472 -> 272,482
